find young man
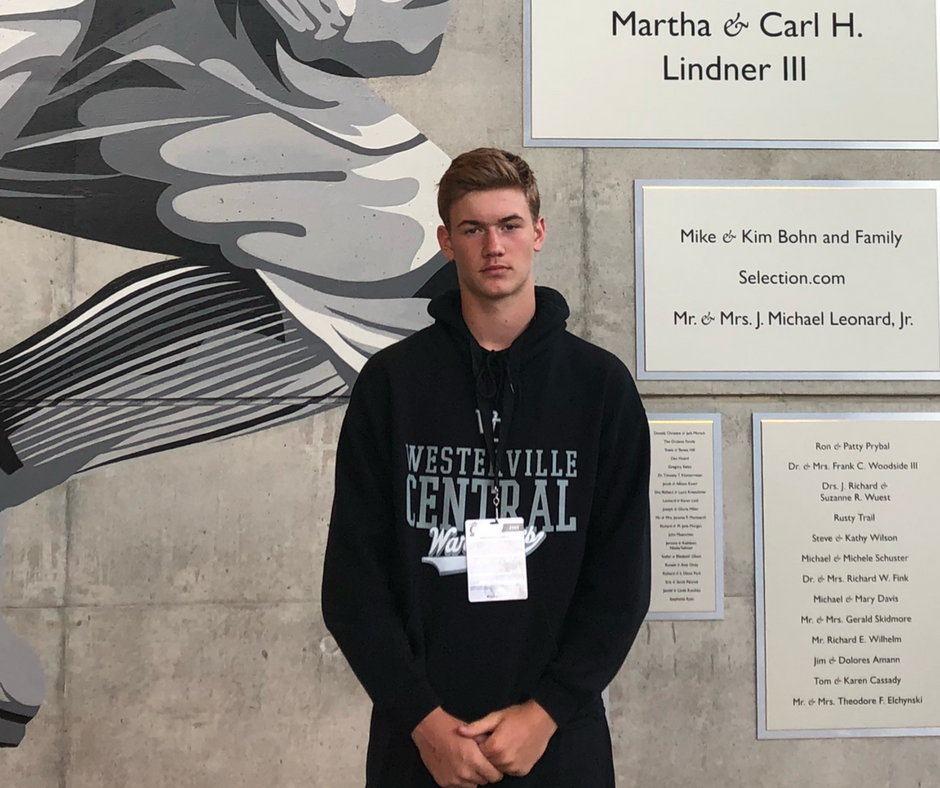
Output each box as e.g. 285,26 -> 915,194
322,149 -> 651,787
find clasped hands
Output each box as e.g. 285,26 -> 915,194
412,701 -> 558,788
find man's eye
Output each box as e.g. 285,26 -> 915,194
503,224 -> 519,231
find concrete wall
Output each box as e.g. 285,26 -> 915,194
3,1 -> 940,785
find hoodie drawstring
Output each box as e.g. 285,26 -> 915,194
471,346 -> 517,518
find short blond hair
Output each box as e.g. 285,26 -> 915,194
437,148 -> 540,228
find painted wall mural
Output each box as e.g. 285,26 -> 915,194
0,0 -> 455,747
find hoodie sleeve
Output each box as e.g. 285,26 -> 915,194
321,360 -> 441,733
530,364 -> 651,727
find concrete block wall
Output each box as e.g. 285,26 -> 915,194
2,1 -> 940,785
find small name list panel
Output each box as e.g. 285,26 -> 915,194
648,416 -> 722,620
755,415 -> 940,738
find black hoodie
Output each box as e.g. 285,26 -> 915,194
322,287 -> 651,781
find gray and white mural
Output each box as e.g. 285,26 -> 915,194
0,0 -> 454,747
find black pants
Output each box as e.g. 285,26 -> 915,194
366,707 -> 615,788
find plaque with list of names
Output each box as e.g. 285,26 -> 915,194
647,415 -> 723,620
754,414 -> 940,739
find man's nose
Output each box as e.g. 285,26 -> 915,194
483,229 -> 504,255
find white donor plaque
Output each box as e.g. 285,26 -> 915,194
525,0 -> 940,147
647,415 -> 723,620
755,414 -> 940,739
637,182 -> 940,379
465,518 -> 528,603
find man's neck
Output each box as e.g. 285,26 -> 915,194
461,287 -> 537,351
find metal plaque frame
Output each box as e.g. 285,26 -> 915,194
754,412 -> 940,739
646,414 -> 724,621
635,180 -> 940,381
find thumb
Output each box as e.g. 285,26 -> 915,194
458,711 -> 503,739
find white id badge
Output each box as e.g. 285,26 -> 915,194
465,518 -> 528,603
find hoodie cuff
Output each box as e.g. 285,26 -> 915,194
530,673 -> 582,729
399,680 -> 443,736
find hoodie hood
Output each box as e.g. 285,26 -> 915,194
427,286 -> 570,355
427,284 -> 571,407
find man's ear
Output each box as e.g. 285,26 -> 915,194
437,224 -> 454,260
533,216 -> 546,252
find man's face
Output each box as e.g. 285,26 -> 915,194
437,188 -> 546,305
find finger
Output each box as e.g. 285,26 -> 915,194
458,712 -> 502,738
455,762 -> 489,788
478,738 -> 510,771
472,751 -> 504,784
